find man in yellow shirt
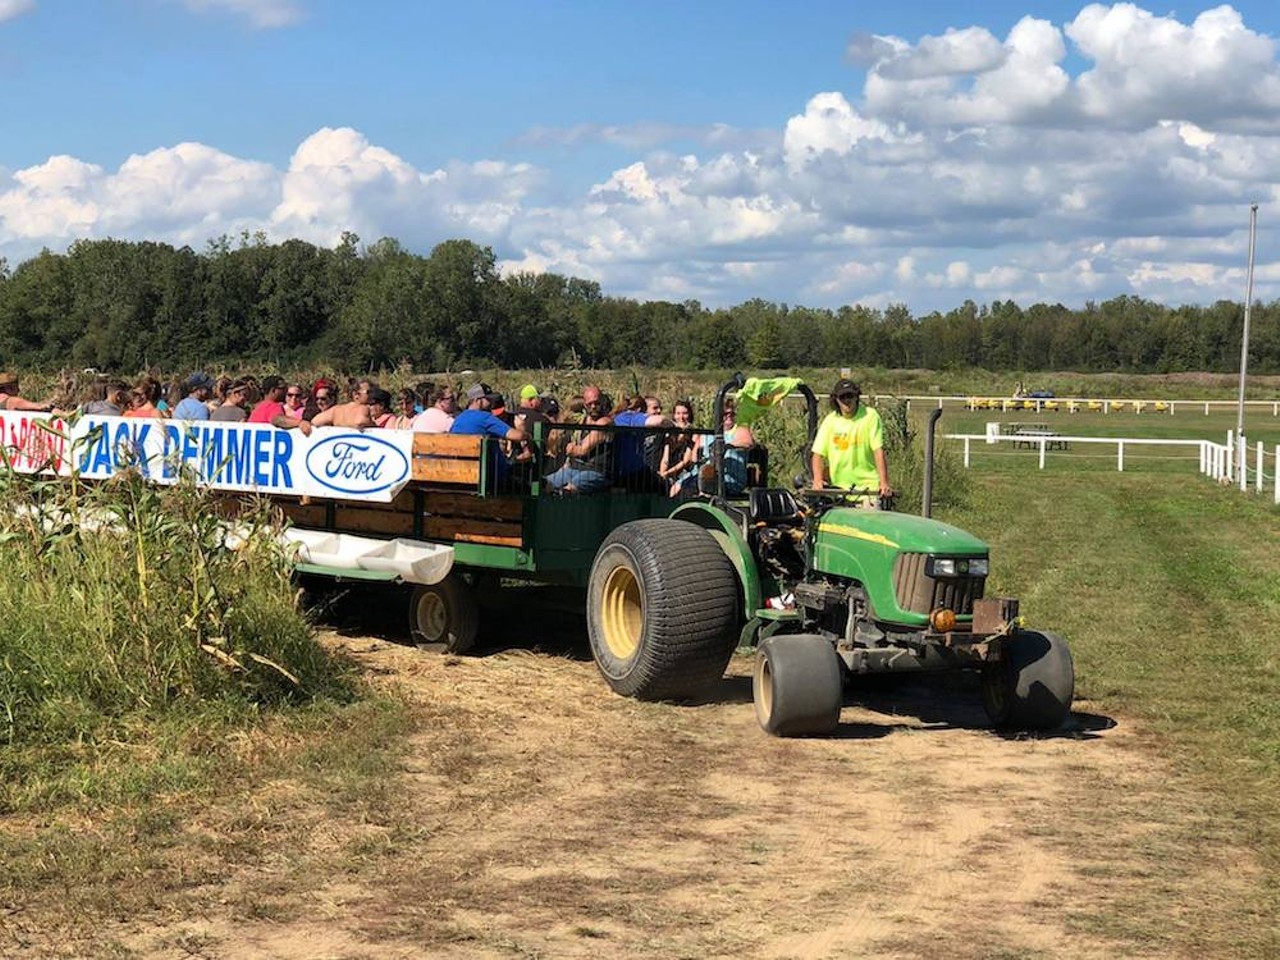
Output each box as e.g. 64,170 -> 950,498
810,378 -> 893,503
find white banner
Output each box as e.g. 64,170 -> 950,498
0,412 -> 414,503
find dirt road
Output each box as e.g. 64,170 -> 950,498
109,604 -> 1263,960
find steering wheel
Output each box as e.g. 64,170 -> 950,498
797,486 -> 895,511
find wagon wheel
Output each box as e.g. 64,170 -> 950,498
409,575 -> 479,654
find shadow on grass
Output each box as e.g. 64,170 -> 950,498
698,669 -> 1114,740
306,580 -> 1115,741
847,673 -> 1114,740
303,577 -> 594,659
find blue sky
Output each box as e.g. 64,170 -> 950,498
3,0 -> 1280,312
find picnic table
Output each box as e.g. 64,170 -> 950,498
1002,421 -> 1048,435
1011,426 -> 1068,450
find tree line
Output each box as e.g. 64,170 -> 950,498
0,233 -> 1273,375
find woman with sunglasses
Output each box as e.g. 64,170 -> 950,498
810,378 -> 893,506
303,385 -> 333,422
283,384 -> 308,421
123,378 -> 163,419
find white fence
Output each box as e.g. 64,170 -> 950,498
946,430 -> 1280,504
884,394 -> 1280,416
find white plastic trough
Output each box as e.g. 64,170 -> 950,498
282,528 -> 454,586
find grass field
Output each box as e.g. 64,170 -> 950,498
945,468 -> 1280,946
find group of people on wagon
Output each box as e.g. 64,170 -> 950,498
0,369 -> 890,501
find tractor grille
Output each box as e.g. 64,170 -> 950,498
892,553 -> 985,616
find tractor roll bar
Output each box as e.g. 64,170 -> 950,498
710,374 -> 820,499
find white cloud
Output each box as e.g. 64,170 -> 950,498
869,26 -> 1007,81
861,17 -> 1070,126
271,127 -> 538,249
0,0 -> 34,24
180,0 -> 302,29
783,92 -> 902,172
1067,3 -> 1280,131
0,146 -> 278,247
974,265 -> 1023,289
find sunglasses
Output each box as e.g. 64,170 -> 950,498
316,395 -> 332,403
287,391 -> 302,398
837,392 -> 858,401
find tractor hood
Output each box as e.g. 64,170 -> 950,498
815,508 -> 989,556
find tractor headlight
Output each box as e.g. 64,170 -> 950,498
927,557 -> 989,578
929,557 -> 957,577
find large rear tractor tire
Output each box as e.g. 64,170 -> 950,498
587,519 -> 739,701
982,629 -> 1074,730
409,575 -> 479,654
753,635 -> 844,737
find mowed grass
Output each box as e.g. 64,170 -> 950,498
943,466 -> 1280,947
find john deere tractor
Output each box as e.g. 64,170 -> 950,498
585,375 -> 1074,737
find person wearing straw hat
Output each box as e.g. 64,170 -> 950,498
0,372 -> 55,413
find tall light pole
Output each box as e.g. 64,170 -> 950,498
1236,202 -> 1259,483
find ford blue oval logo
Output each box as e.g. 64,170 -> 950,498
305,434 -> 410,495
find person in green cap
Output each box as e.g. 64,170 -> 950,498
810,378 -> 893,505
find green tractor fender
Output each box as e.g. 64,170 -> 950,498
670,501 -> 761,618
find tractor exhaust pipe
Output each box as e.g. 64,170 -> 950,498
922,408 -> 942,518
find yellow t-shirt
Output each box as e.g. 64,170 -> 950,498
811,407 -> 883,490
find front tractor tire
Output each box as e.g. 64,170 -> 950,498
587,519 -> 739,701
409,575 -> 479,654
982,629 -> 1075,730
753,635 -> 844,737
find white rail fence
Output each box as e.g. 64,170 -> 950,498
884,395 -> 1280,416
946,430 -> 1280,504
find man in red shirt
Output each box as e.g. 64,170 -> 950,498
248,376 -> 311,434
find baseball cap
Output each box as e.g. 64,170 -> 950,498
464,382 -> 493,403
832,377 -> 861,398
519,383 -> 539,401
489,393 -> 507,413
186,371 -> 215,393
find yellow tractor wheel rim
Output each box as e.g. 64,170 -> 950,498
600,564 -> 643,661
756,655 -> 774,722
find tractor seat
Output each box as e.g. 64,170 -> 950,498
748,487 -> 802,527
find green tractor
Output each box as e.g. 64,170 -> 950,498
586,375 -> 1074,737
